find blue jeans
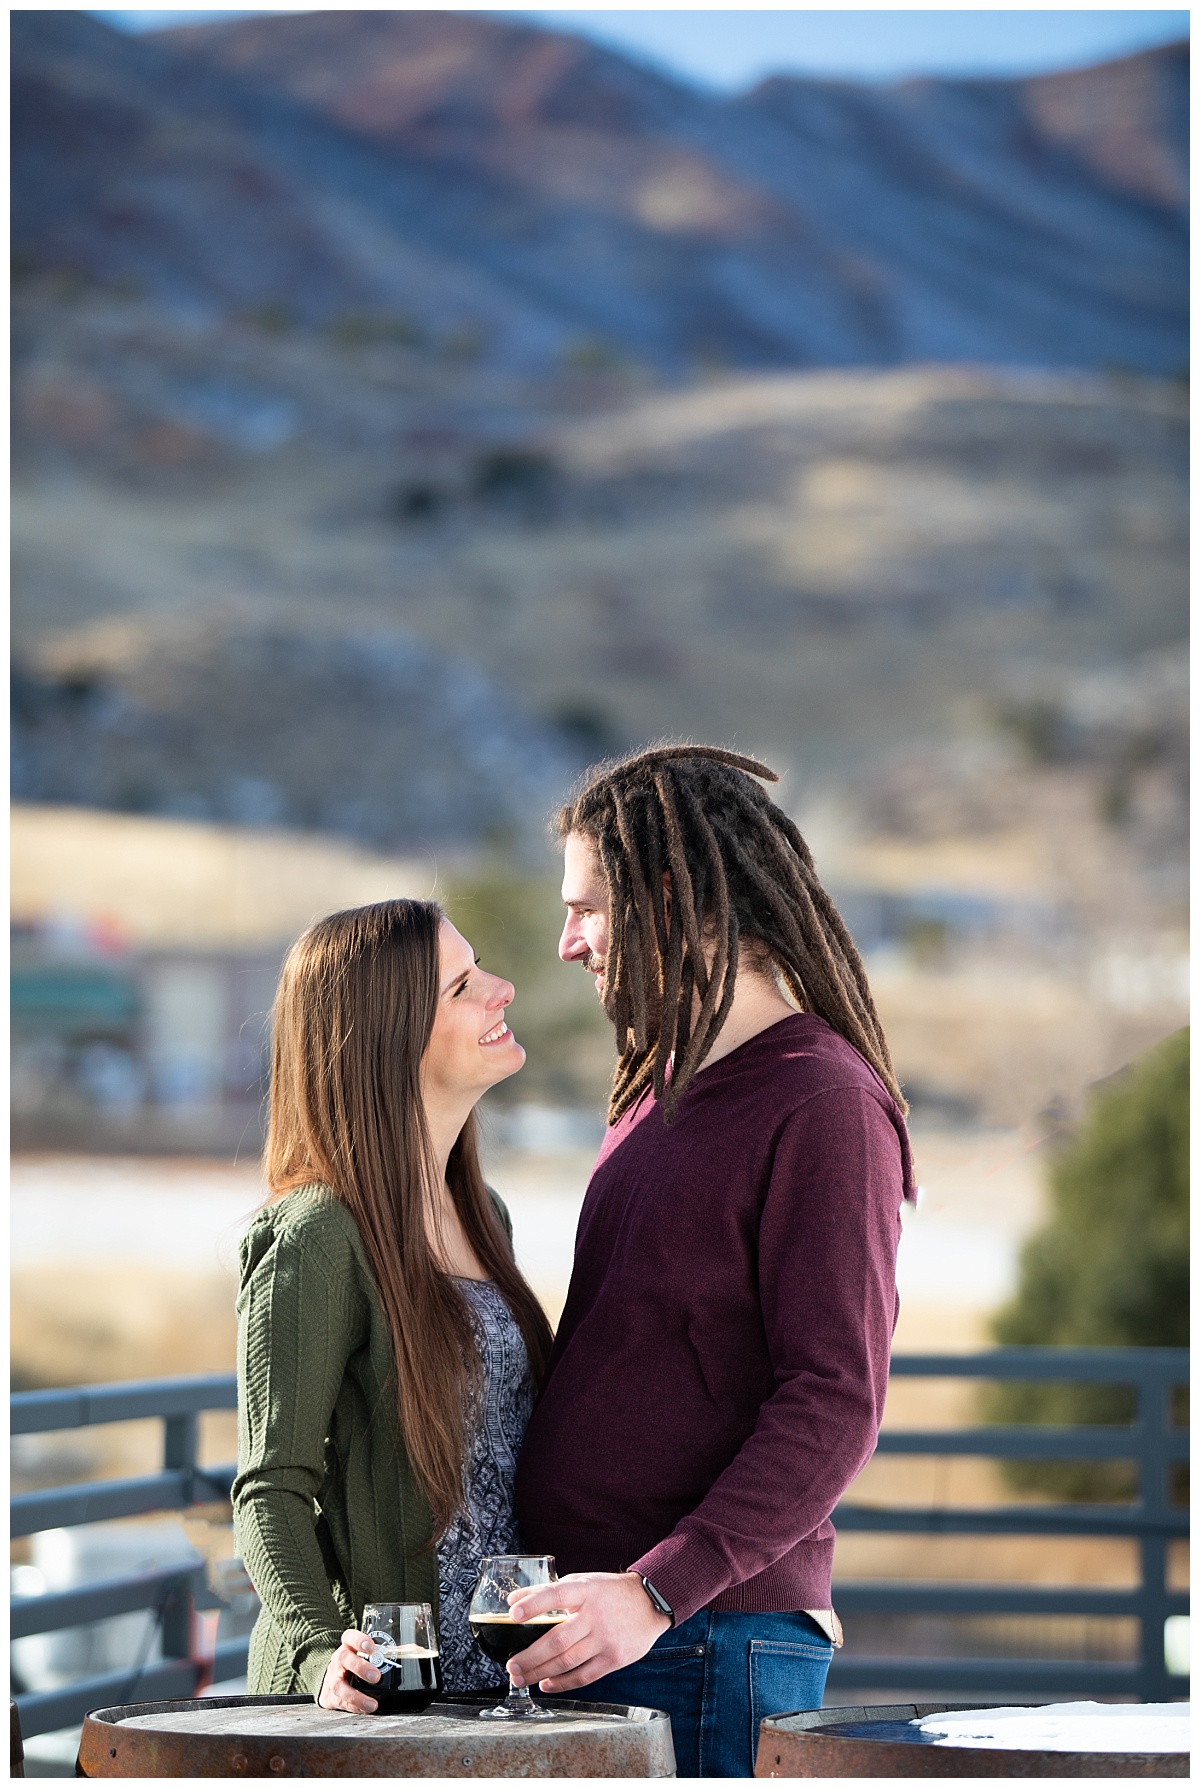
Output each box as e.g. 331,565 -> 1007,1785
587,1609 -> 834,1778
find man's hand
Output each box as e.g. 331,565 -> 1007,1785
318,1628 -> 379,1713
505,1571 -> 671,1694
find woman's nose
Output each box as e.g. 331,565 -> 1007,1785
487,974 -> 515,1007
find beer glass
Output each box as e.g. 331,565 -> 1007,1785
468,1555 -> 567,1719
346,1601 -> 443,1714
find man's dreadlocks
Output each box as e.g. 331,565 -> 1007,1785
558,743 -> 906,1124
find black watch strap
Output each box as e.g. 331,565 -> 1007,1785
639,1574 -> 675,1626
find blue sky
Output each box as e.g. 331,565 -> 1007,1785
94,10 -> 1190,91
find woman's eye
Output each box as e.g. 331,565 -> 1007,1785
451,957 -> 480,997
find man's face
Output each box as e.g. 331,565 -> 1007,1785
559,833 -> 611,1004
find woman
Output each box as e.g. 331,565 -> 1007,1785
233,899 -> 554,1709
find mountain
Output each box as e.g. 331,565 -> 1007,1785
10,10 -> 564,357
12,11 -> 1188,372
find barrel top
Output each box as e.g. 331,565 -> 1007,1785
81,1695 -> 677,1778
753,1703 -> 1190,1779
760,1702 -> 1189,1755
116,1703 -> 644,1741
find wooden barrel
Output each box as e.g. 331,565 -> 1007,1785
754,1704 -> 1188,1778
78,1692 -> 675,1777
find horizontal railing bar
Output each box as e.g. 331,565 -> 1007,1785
12,1356 -> 1187,1441
832,1503 -> 1188,1537
12,1472 -> 191,1535
11,1374 -> 238,1435
11,1566 -> 203,1639
888,1349 -> 1189,1383
875,1425 -> 1190,1460
11,1466 -> 236,1537
830,1582 -> 1189,1617
826,1657 -> 1182,1693
14,1658 -> 203,1740
14,1640 -> 253,1741
193,1464 -> 237,1501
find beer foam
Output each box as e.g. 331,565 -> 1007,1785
471,1612 -> 568,1625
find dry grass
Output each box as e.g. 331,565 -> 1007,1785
12,1265 -> 237,1392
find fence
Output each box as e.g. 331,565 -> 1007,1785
10,1349 -> 1189,1739
828,1348 -> 1189,1702
11,1375 -> 244,1738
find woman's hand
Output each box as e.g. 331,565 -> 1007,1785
318,1628 -> 380,1712
506,1571 -> 671,1694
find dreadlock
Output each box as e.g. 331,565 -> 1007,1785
557,743 -> 907,1124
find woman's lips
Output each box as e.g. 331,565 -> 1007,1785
479,1019 -> 512,1045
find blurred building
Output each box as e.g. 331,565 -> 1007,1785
11,805 -> 434,1151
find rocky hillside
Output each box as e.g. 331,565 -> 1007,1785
13,285 -> 1187,869
12,11 -> 1188,372
12,622 -> 574,854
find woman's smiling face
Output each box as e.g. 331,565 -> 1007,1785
421,919 -> 525,1103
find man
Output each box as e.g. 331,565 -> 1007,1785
510,744 -> 915,1777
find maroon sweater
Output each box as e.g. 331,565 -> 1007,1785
514,1013 -> 914,1625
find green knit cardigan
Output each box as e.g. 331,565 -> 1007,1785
233,1181 -> 514,1700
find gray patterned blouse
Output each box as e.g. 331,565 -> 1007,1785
436,1278 -> 536,1692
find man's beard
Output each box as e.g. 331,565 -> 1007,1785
584,953 -> 608,1010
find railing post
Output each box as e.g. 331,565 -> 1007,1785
163,1411 -> 198,1479
1134,1359 -> 1173,1703
161,1414 -> 198,1661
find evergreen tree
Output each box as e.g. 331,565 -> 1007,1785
985,1029 -> 1188,1500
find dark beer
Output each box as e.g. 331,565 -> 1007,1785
347,1644 -> 443,1714
469,1612 -> 569,1665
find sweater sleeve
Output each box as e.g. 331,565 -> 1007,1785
631,1087 -> 904,1623
233,1203 -> 367,1700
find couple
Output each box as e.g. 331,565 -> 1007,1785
233,745 -> 914,1779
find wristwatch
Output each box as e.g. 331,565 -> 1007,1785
639,1575 -> 675,1626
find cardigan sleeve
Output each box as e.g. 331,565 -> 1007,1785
487,1186 -> 514,1249
233,1202 -> 367,1700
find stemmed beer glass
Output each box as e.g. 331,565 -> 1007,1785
468,1555 -> 567,1720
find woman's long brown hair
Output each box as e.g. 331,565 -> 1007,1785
265,899 -> 554,1539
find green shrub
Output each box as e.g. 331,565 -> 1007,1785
984,1029 -> 1188,1501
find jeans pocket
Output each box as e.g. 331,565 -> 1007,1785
607,1639 -> 707,1678
748,1639 -> 833,1768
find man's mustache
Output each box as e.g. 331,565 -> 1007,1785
581,953 -> 606,976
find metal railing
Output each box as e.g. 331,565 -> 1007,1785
827,1348 -> 1189,1702
10,1349 -> 1189,1736
11,1375 -> 245,1738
